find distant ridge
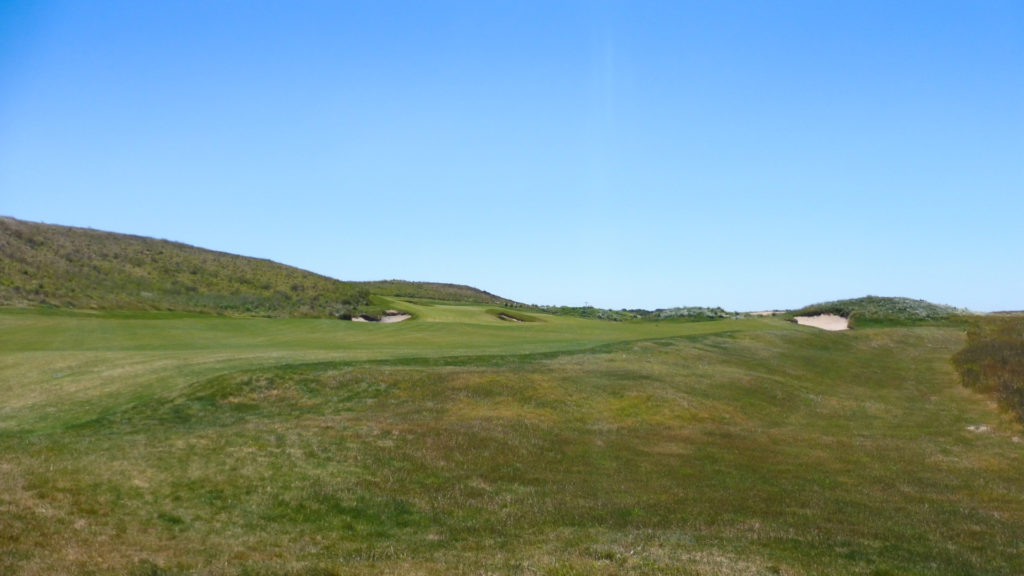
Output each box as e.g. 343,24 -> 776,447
355,280 -> 515,306
0,217 -> 509,317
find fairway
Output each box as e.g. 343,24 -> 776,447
0,301 -> 787,432
3,304 -> 1024,575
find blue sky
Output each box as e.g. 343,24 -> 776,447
2,1 -> 1022,311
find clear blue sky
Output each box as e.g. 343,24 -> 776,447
2,1 -> 1022,311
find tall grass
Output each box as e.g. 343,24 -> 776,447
0,217 -> 373,317
354,280 -> 514,306
954,314 -> 1024,422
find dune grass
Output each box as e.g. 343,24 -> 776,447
790,296 -> 965,328
0,217 -> 515,318
2,305 -> 1023,575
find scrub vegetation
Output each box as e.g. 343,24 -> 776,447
954,314 -> 1024,423
527,305 -> 739,322
0,217 -> 500,318
0,216 -> 371,316
791,295 -> 965,328
356,280 -> 514,306
1,218 -> 1021,575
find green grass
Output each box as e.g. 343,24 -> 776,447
0,301 -> 784,433
0,216 -> 376,316
355,280 -> 514,306
2,304 -> 1023,575
485,308 -> 543,322
0,217 -> 512,318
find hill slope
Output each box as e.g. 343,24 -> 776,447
0,217 -> 510,316
0,217 -> 374,317
791,295 -> 965,327
354,279 -> 514,306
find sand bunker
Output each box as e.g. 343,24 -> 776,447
352,310 -> 411,323
794,314 -> 849,331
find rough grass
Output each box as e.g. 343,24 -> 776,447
0,217 -> 511,318
954,313 -> 1024,422
790,295 -> 966,328
485,308 -> 542,323
0,216 -> 376,317
2,308 -> 1022,575
355,280 -> 514,306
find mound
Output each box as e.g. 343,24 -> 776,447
0,217 -> 512,318
0,217 -> 371,317
792,296 -> 964,328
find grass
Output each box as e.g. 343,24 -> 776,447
2,303 -> 1023,575
355,280 -> 514,306
0,217 -> 509,318
790,296 -> 966,328
0,216 -> 375,317
0,301 -> 784,433
954,313 -> 1024,422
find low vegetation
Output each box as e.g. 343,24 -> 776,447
529,305 -> 739,322
954,314 -> 1024,423
528,305 -> 643,321
485,308 -> 542,322
791,295 -> 965,328
0,218 -> 505,318
356,280 -> 514,306
0,216 -> 374,317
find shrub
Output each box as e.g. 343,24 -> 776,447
953,315 -> 1024,422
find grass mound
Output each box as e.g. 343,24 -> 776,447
0,218 -> 510,318
485,308 -> 541,322
0,216 -> 372,317
791,295 -> 965,328
355,280 -> 515,306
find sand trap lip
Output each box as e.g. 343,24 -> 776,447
794,314 -> 849,331
351,310 -> 412,323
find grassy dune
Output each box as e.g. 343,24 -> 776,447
0,217 -> 509,317
2,304 -> 1023,575
791,296 -> 964,328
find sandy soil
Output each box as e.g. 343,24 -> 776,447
793,314 -> 849,331
352,313 -> 411,323
379,314 -> 411,323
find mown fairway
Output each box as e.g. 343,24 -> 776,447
2,303 -> 1023,575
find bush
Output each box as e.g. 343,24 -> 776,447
953,315 -> 1024,422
